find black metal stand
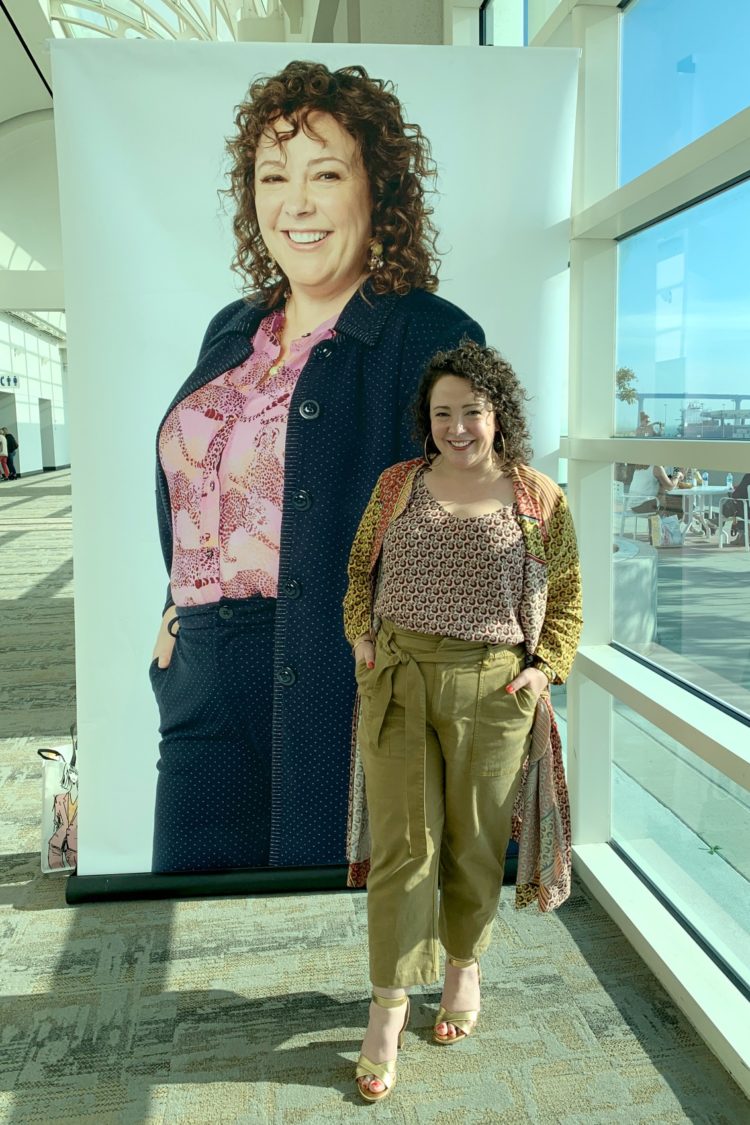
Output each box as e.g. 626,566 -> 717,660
66,851 -> 519,905
65,864 -> 353,904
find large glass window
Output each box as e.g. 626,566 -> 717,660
612,701 -> 750,992
612,462 -> 750,716
616,180 -> 750,440
620,0 -> 750,185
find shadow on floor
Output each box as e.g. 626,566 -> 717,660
557,884 -> 746,1120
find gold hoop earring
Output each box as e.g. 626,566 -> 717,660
493,431 -> 507,464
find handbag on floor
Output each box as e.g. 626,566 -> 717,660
38,724 -> 78,874
649,513 -> 684,548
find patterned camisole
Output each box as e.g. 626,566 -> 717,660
374,471 -> 526,644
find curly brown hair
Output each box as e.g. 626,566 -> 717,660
414,340 -> 533,468
224,60 -> 441,304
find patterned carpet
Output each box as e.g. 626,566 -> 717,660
0,471 -> 747,1123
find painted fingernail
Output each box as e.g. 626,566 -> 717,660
367,661 -> 375,669
506,685 -> 515,693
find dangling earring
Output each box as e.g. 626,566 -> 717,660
493,430 -> 507,465
423,434 -> 435,464
368,238 -> 384,272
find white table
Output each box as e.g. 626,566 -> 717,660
676,484 -> 729,538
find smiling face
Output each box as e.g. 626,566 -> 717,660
254,111 -> 373,303
429,375 -> 499,471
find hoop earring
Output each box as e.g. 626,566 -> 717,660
423,434 -> 435,464
493,430 -> 507,464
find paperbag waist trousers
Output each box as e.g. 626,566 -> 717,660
358,620 -> 536,988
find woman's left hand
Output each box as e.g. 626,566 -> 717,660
506,666 -> 549,700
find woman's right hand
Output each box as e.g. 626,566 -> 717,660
353,636 -> 375,670
152,605 -> 179,669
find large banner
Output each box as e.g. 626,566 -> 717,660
51,41 -> 578,882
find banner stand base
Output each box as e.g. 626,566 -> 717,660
65,864 -> 353,905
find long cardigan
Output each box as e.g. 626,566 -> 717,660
155,285 -> 484,868
343,458 -> 583,910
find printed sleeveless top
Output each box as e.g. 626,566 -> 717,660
374,471 -> 526,644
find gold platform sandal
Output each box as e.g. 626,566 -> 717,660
433,957 -> 481,1045
355,993 -> 410,1103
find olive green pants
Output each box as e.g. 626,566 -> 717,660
357,620 -> 536,988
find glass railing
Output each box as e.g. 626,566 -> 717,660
611,700 -> 750,992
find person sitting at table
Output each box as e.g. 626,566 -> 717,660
628,464 -> 683,514
725,472 -> 750,545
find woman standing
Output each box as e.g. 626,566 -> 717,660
344,341 -> 582,1101
150,61 -> 484,874
0,430 -> 9,481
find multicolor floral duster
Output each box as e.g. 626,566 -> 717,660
343,458 -> 583,911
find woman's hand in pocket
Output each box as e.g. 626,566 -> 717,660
353,635 -> 375,670
152,606 -> 179,669
506,666 -> 548,701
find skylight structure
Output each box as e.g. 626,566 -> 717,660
39,1 -> 278,41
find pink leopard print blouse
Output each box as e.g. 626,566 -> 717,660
159,309 -> 336,605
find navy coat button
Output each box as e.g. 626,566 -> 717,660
284,579 -> 302,599
218,606 -> 233,620
317,343 -> 333,359
276,666 -> 296,686
299,399 -> 320,420
291,489 -> 312,511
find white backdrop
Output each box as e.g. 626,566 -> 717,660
50,41 -> 579,876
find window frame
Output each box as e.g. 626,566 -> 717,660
532,0 -> 750,1095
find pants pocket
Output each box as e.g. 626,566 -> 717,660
354,660 -> 375,695
470,659 -> 535,778
148,656 -> 170,691
358,662 -> 405,760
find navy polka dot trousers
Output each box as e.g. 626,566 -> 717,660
149,596 -> 275,873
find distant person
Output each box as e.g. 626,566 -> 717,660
1,428 -> 18,479
0,431 -> 9,481
628,464 -> 683,513
635,411 -> 656,437
725,472 -> 750,545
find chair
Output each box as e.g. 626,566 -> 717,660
614,480 -> 652,540
718,496 -> 750,550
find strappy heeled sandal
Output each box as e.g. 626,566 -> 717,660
433,957 -> 481,1045
355,992 -> 410,1103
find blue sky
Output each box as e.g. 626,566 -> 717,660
616,0 -> 750,434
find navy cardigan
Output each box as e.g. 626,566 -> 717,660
155,283 -> 484,868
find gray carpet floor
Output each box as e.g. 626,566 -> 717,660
0,471 -> 747,1123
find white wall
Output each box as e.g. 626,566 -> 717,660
0,113 -> 62,273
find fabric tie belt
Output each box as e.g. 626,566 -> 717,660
362,620 -> 534,860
